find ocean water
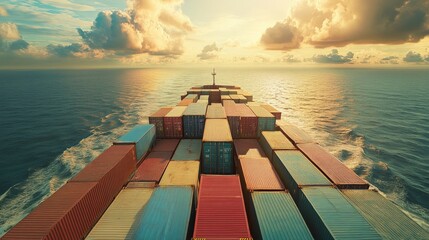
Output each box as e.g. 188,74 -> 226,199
0,67 -> 428,235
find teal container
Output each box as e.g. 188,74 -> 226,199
172,139 -> 202,161
343,190 -> 429,239
297,187 -> 381,240
114,124 -> 155,161
251,192 -> 313,240
202,142 -> 233,174
134,186 -> 193,240
257,117 -> 276,136
183,103 -> 207,138
273,151 -> 332,199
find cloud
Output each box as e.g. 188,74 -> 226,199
280,54 -> 301,63
403,51 -> 425,62
0,23 -> 29,52
0,6 -> 8,16
77,0 -> 193,57
312,49 -> 354,64
380,56 -> 399,64
39,0 -> 95,11
46,43 -> 105,58
197,43 -> 221,60
261,0 -> 429,50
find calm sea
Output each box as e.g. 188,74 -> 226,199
0,67 -> 428,235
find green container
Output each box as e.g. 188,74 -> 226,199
297,187 -> 381,240
342,190 -> 429,239
251,192 -> 313,240
273,151 -> 332,199
172,139 -> 202,161
202,142 -> 233,174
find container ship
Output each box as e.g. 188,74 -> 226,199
2,72 -> 428,239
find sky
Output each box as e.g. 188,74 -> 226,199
0,0 -> 429,68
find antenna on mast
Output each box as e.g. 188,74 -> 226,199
211,68 -> 216,86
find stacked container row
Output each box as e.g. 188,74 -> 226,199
183,103 -> 207,138
248,105 -> 276,136
164,106 -> 187,138
114,124 -> 155,162
224,100 -> 257,138
276,120 -> 314,144
206,104 -> 227,119
148,107 -> 172,138
259,131 -> 295,160
131,151 -> 173,183
260,104 -> 281,119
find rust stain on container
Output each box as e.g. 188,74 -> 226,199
148,107 -> 172,138
298,143 -> 369,189
237,157 -> 285,191
131,151 -> 173,183
151,139 -> 180,152
234,139 -> 267,159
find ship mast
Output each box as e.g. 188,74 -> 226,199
211,68 -> 216,86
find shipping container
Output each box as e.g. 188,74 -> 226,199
152,139 -> 180,152
3,182 -> 109,240
298,143 -> 369,189
234,139 -> 267,159
342,190 -> 429,239
202,119 -> 234,174
159,161 -> 200,188
248,105 -> 276,136
221,95 -> 231,101
164,106 -> 187,138
276,120 -> 314,144
209,89 -> 221,104
236,157 -> 284,191
246,101 -> 263,106
206,104 -> 227,119
223,100 -> 240,138
171,139 -> 202,161
177,98 -> 194,106
193,175 -> 252,239
85,188 -> 153,240
297,187 -> 381,239
187,89 -> 202,95
184,94 -> 198,102
126,182 -> 156,188
183,103 -> 207,138
196,99 -> 208,104
261,104 -> 281,119
114,124 -> 155,162
229,94 -> 241,103
236,104 -> 257,138
134,187 -> 193,240
241,90 -> 253,102
199,95 -> 209,100
273,150 -> 332,199
250,192 -> 313,240
131,151 -> 173,182
148,107 -> 172,138
259,131 -> 295,160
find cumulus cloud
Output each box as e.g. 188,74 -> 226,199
261,0 -> 429,50
403,51 -> 425,62
280,54 -> 301,63
47,43 -> 105,58
0,6 -> 8,16
312,49 -> 354,64
77,0 -> 193,57
0,23 -> 30,52
380,56 -> 399,64
197,43 -> 221,60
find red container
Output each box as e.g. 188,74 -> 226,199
177,98 -> 194,106
3,182 -> 107,240
234,139 -> 267,159
193,175 -> 252,239
224,100 -> 240,138
131,151 -> 173,182
237,157 -> 284,191
236,104 -> 257,138
298,143 -> 369,189
209,89 -> 221,104
149,107 -> 172,138
164,107 -> 186,138
152,139 -> 180,152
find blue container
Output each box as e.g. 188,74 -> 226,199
183,103 -> 207,138
134,186 -> 193,240
202,142 -> 233,174
172,139 -> 202,161
257,117 -> 276,136
114,124 -> 155,162
251,192 -> 313,240
273,151 -> 332,199
297,187 -> 381,239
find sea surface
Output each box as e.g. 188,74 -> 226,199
0,67 -> 428,235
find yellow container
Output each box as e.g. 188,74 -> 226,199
86,188 -> 153,240
159,161 -> 200,187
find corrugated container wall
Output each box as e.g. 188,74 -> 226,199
234,139 -> 267,159
193,175 -> 252,239
297,187 -> 381,239
134,187 -> 194,240
131,151 -> 173,183
342,190 -> 429,239
276,121 -> 314,144
159,161 -> 200,201
237,157 -> 284,191
261,104 -> 281,119
236,104 -> 257,138
273,151 -> 332,199
3,182 -> 107,240
151,139 -> 180,152
259,131 -> 295,160
114,124 -> 155,162
250,192 -> 313,240
163,106 -> 187,138
223,100 -> 240,138
183,103 -> 207,138
148,107 -> 172,138
171,139 -> 202,161
202,119 -> 233,174
298,143 -> 369,189
85,188 -> 153,240
248,105 -> 276,136
209,89 -> 221,103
